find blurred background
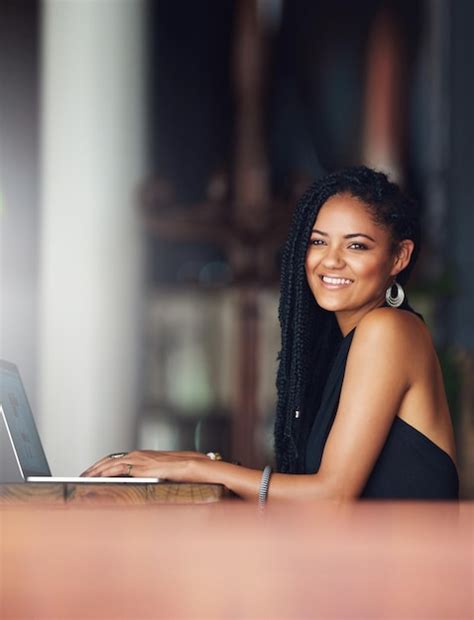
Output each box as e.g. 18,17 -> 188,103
0,0 -> 473,497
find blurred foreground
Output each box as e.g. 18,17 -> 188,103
1,498 -> 472,619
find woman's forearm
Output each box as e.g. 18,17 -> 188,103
194,459 -> 339,502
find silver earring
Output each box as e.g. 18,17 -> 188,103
385,281 -> 405,308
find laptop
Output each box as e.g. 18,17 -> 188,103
0,359 -> 159,484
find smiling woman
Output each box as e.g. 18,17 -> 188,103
305,193 -> 414,332
83,167 -> 459,502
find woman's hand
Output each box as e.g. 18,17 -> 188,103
81,451 -> 342,502
80,450 -> 210,482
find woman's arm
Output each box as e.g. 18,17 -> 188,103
81,450 -> 338,501
83,309 -> 421,501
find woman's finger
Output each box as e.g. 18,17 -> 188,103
83,450 -> 201,473
81,450 -> 199,479
84,460 -> 134,478
84,451 -> 161,478
81,451 -> 135,476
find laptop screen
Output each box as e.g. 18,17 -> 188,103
0,359 -> 51,478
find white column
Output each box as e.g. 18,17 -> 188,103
39,0 -> 147,474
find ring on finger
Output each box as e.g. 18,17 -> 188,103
206,452 -> 222,461
126,463 -> 133,476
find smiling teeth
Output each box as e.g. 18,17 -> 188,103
322,276 -> 353,285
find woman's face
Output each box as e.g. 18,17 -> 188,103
305,193 -> 411,330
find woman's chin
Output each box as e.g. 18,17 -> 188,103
312,287 -> 351,309
315,297 -> 349,312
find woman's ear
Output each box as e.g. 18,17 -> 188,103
390,239 -> 415,276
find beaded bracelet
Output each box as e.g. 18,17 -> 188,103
258,465 -> 272,506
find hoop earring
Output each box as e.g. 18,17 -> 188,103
385,281 -> 405,308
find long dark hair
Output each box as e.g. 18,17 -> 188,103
274,166 -> 421,473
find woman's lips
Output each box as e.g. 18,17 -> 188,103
319,275 -> 354,289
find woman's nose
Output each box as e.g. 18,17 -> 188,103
322,246 -> 345,268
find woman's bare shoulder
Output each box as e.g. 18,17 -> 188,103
343,307 -> 433,398
358,306 -> 427,335
353,307 -> 432,357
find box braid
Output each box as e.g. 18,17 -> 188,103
274,166 -> 421,473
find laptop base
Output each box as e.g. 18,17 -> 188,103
27,476 -> 160,484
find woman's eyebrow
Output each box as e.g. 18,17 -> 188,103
345,233 -> 376,242
311,229 -> 376,242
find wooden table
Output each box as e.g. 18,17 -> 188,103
1,492 -> 472,619
0,481 -> 225,505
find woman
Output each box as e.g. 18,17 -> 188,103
83,167 -> 459,501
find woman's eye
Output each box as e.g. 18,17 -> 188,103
349,242 -> 368,250
310,239 -> 325,246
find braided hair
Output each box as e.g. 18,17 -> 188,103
274,166 -> 421,473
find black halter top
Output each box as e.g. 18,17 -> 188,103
304,321 -> 459,500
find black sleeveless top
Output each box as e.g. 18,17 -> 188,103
304,324 -> 459,500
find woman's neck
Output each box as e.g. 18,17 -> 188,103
335,295 -> 387,336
